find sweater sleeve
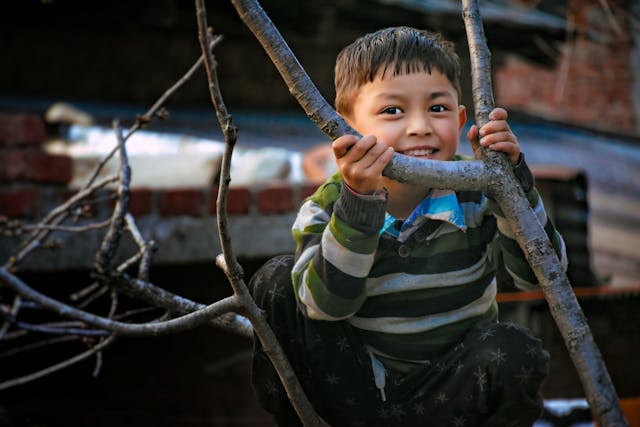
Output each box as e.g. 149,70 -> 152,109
491,154 -> 568,290
291,175 -> 387,320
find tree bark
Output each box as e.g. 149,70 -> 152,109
461,1 -> 627,425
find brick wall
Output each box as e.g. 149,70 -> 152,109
0,112 -> 323,269
0,113 -> 73,218
0,113 -> 320,221
495,0 -> 636,134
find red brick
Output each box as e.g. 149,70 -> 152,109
209,186 -> 251,215
256,185 -> 293,214
0,150 -> 72,184
0,113 -> 46,147
129,188 -> 153,216
300,183 -> 320,201
495,5 -> 635,135
0,188 -> 40,217
157,189 -> 204,217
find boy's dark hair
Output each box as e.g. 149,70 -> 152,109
334,26 -> 462,118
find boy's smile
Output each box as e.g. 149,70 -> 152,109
344,68 -> 467,216
348,69 -> 466,163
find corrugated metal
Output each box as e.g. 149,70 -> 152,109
377,0 -> 566,31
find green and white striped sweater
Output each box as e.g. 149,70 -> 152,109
291,157 -> 566,364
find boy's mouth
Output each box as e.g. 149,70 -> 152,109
402,148 -> 437,157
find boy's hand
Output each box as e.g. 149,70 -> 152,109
466,108 -> 520,165
332,134 -> 394,195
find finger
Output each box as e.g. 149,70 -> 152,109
466,125 -> 480,154
489,107 -> 508,121
357,147 -> 394,183
483,140 -> 519,156
346,134 -> 379,161
479,120 -> 512,139
479,131 -> 516,147
358,139 -> 390,169
467,124 -> 478,141
372,146 -> 394,171
332,134 -> 360,158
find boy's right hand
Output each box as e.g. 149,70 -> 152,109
332,134 -> 394,195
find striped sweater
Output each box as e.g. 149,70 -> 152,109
291,155 -> 566,364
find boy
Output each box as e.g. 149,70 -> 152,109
249,26 -> 566,426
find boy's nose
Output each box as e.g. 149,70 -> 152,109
406,113 -> 431,136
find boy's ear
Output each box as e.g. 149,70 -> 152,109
458,105 -> 467,130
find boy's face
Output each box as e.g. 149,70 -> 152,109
347,69 -> 466,163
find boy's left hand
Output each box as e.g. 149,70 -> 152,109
466,108 -> 520,165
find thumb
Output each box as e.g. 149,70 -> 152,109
467,125 -> 481,158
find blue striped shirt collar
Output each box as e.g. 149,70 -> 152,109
380,189 -> 467,238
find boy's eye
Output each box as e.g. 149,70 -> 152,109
430,105 -> 448,113
382,106 -> 402,115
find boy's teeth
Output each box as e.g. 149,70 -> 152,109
405,148 -> 434,156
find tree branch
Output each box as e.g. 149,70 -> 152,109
195,2 -> 328,425
93,121 -> 131,276
0,335 -> 116,392
229,0 -> 488,192
0,267 -> 240,337
5,176 -> 117,271
461,1 -> 626,426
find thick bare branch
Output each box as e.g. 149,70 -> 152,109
0,267 -> 240,337
230,0 -> 494,192
461,1 -> 626,426
0,32 -> 256,393
113,273 -> 252,337
195,3 -> 328,425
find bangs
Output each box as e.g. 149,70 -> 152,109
335,27 -> 461,116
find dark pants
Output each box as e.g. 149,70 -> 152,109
249,255 -> 549,427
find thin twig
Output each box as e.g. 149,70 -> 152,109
70,282 -> 101,302
0,295 -> 22,340
92,346 -> 104,377
1,320 -> 90,341
1,320 -> 111,337
94,120 -> 131,276
555,11 -> 575,104
0,335 -> 79,359
22,219 -> 111,233
598,0 -> 624,37
83,53 -> 209,191
0,335 -> 116,392
125,213 -> 147,249
6,176 -> 117,270
137,242 -> 157,282
77,285 -> 109,309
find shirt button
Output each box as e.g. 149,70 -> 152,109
398,245 -> 411,258
413,231 -> 426,242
